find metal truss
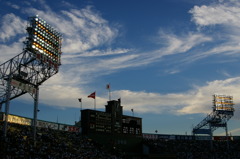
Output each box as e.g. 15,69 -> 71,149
0,49 -> 59,104
192,109 -> 234,135
1,49 -> 60,141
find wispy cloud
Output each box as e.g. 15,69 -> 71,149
78,48 -> 132,57
6,2 -> 20,10
0,0 -> 222,79
112,77 -> 240,115
157,31 -> 212,55
0,13 -> 27,42
0,41 -> 24,63
173,1 -> 240,64
26,6 -> 118,54
1,0 -> 240,118
217,70 -> 232,78
26,76 -> 240,117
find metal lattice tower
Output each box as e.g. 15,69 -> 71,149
0,15 -> 62,143
192,94 -> 234,137
0,50 -> 59,104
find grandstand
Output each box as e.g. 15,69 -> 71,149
0,120 -> 122,158
1,109 -> 240,158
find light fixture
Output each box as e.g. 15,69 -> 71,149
27,15 -> 62,66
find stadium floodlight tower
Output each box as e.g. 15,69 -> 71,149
0,15 -> 62,142
192,94 -> 234,139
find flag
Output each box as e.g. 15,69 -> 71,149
78,98 -> 82,102
88,92 -> 96,99
106,83 -> 110,90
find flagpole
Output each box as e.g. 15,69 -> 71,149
87,92 -> 96,110
94,98 -> 96,110
107,83 -> 111,101
131,109 -> 134,117
95,91 -> 96,110
109,84 -> 111,101
81,101 -> 82,111
80,99 -> 82,121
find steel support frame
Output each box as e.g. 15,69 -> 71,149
0,49 -> 59,143
193,110 -> 233,136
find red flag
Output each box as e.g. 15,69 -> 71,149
88,92 -> 96,99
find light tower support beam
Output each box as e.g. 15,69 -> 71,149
0,15 -> 62,144
192,94 -> 234,138
3,76 -> 12,138
0,50 -> 60,140
33,86 -> 39,145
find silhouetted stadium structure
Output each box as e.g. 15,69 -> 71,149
1,110 -> 240,158
193,94 -> 234,139
0,15 -> 62,142
81,99 -> 143,157
81,99 -> 142,136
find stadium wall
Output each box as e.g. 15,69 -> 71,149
0,112 -> 79,132
142,133 -> 240,141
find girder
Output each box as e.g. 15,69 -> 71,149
0,50 -> 59,104
193,109 -> 234,135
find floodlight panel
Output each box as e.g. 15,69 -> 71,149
213,94 -> 234,112
27,16 -> 62,66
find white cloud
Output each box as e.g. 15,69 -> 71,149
111,77 -> 240,115
23,6 -> 118,54
177,77 -> 240,114
181,39 -> 240,64
0,13 -> 27,42
20,75 -> 110,110
21,1 -> 215,73
0,41 -> 24,63
190,2 -> 240,27
171,1 -> 240,64
164,69 -> 180,75
157,31 -> 212,55
6,2 -> 20,9
2,0 -> 240,119
78,48 -> 132,57
18,72 -> 240,119
60,8 -> 118,53
218,70 -> 232,78
0,1 -> 219,86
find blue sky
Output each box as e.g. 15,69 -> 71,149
1,0 -> 240,135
